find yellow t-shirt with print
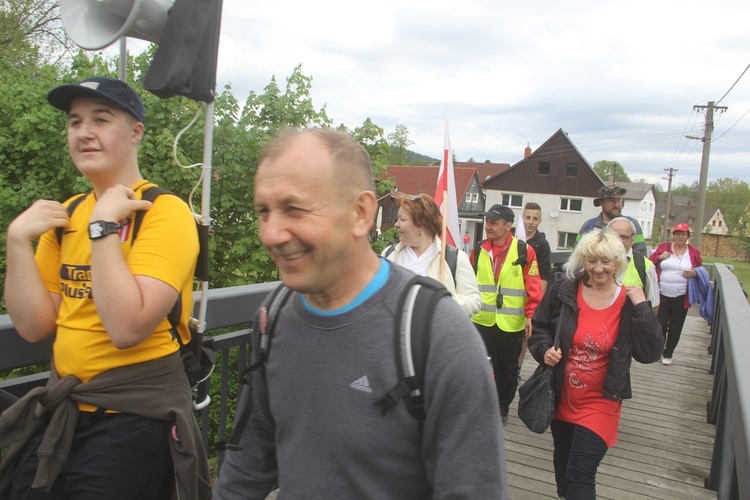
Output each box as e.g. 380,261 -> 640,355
34,181 -> 198,385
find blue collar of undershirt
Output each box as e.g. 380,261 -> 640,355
301,259 -> 391,316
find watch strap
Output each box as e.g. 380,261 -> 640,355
89,220 -> 121,240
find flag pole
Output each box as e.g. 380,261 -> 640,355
440,189 -> 447,282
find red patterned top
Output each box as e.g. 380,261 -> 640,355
554,283 -> 626,446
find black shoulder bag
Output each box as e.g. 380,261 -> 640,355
517,306 -> 565,434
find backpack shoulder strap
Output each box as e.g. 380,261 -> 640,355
472,240 -> 483,274
445,245 -> 458,283
587,217 -> 596,232
132,186 -> 174,240
246,284 -> 293,373
632,250 -> 647,290
56,192 -> 91,245
384,244 -> 396,259
514,240 -> 528,268
219,284 -> 292,452
138,186 -> 179,331
375,275 -> 450,421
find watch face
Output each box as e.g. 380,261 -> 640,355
89,222 -> 104,238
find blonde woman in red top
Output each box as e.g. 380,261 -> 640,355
529,228 -> 663,500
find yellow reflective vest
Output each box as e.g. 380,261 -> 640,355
471,238 -> 527,332
621,254 -> 653,289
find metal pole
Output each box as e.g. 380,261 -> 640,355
118,37 -> 127,81
196,100 -> 214,338
191,100 -> 214,411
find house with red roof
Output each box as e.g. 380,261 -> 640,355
379,162 -> 509,246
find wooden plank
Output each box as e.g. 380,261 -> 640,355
506,310 -> 717,499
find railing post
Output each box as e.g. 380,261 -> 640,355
704,264 -> 750,498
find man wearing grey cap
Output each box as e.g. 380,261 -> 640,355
470,204 -> 543,425
576,185 -> 648,254
2,77 -> 210,498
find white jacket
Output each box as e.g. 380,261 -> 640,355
382,236 -> 482,316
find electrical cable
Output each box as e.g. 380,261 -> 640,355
715,63 -> 750,104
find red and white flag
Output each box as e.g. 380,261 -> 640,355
433,119 -> 460,247
515,215 -> 527,242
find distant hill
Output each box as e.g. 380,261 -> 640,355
406,150 -> 439,165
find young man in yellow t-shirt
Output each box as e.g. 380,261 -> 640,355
2,77 -> 209,498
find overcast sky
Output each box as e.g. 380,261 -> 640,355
126,0 -> 750,189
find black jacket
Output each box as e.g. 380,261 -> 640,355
526,232 -> 551,282
529,276 -> 663,405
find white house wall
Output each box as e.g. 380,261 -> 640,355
705,209 -> 729,235
484,189 -> 600,249
621,190 -> 656,240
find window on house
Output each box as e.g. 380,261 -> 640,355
712,220 -> 716,226
719,220 -> 723,227
539,162 -> 550,175
650,203 -> 654,212
560,198 -> 583,212
642,202 -> 647,211
472,193 -> 479,203
558,232 -> 577,249
565,163 -> 578,176
465,192 -> 472,203
501,193 -> 523,208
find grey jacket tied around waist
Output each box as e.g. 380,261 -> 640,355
0,352 -> 211,500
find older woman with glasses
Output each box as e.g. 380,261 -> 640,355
529,228 -> 663,500
382,193 -> 481,316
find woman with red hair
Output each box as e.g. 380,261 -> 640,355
382,193 -> 481,316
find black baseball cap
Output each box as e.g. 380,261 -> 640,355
480,204 -> 515,223
47,77 -> 145,124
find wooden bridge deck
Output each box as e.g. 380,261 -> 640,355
506,309 -> 717,499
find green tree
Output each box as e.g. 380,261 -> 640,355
385,124 -> 413,165
348,118 -> 394,197
0,0 -> 76,67
671,182 -> 699,201
706,177 -> 750,244
205,64 -> 332,288
593,160 -> 631,183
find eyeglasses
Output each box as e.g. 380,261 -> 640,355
410,194 -> 423,201
618,234 -> 633,241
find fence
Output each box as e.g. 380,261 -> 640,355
3,261 -> 749,499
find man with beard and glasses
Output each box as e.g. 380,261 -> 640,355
575,185 -> 647,255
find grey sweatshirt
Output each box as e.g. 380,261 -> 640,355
214,263 -> 508,499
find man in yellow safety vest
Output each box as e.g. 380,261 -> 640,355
470,204 -> 543,425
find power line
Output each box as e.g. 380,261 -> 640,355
715,63 -> 750,104
713,106 -> 750,142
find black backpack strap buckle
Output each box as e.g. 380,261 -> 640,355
374,377 -> 419,416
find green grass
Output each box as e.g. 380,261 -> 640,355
703,257 -> 750,299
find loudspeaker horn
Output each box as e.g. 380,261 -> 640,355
60,0 -> 175,51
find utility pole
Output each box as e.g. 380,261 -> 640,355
662,167 -> 677,242
691,101 -> 727,250
610,161 -> 620,186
